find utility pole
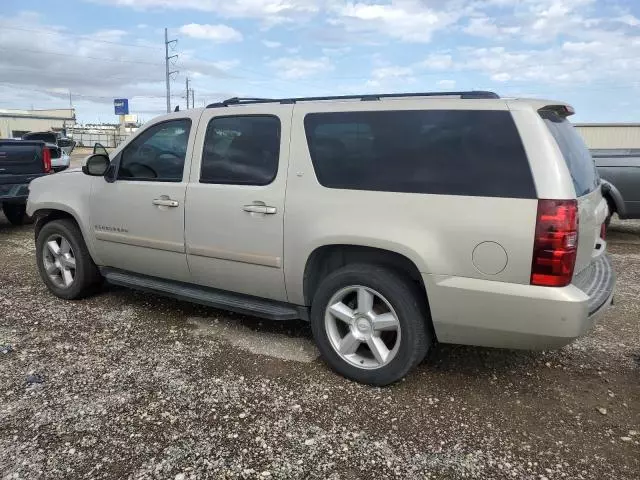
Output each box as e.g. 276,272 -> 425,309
186,77 -> 190,109
165,28 -> 178,113
191,89 -> 195,110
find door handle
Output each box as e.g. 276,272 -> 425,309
153,198 -> 179,207
243,205 -> 277,214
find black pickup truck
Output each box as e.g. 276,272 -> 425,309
0,140 -> 52,225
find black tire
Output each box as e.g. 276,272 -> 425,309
2,203 -> 26,226
310,264 -> 432,386
604,197 -> 615,227
35,219 -> 102,299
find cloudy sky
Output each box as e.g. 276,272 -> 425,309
1,0 -> 640,123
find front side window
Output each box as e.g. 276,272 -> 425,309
304,110 -> 535,198
118,119 -> 191,182
200,115 -> 281,185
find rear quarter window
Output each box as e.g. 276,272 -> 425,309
540,110 -> 599,197
304,110 -> 535,198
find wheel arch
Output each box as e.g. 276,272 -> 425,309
32,207 -> 100,263
601,180 -> 625,218
302,244 -> 434,336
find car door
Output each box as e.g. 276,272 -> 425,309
89,116 -> 196,282
185,105 -> 292,301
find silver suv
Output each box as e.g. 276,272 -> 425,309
27,91 -> 615,385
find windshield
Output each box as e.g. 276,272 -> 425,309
540,110 -> 599,196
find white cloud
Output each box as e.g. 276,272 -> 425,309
615,14 -> 640,27
562,41 -> 605,54
101,0 -> 320,24
437,79 -> 456,89
372,66 -> 414,80
262,40 -> 281,48
0,12 -> 234,121
490,73 -> 511,82
322,46 -> 351,56
179,23 -> 243,42
463,16 -> 500,37
421,54 -> 454,70
270,57 -> 333,79
213,60 -> 240,71
330,2 -> 461,43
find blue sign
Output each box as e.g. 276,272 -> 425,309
114,98 -> 129,115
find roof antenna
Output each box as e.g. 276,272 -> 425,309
174,105 -> 179,112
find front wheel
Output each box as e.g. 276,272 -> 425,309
310,264 -> 432,386
2,203 -> 26,226
35,219 -> 102,299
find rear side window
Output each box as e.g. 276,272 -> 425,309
540,110 -> 599,196
200,115 -> 280,185
304,110 -> 535,198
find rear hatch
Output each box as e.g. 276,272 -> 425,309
0,140 -> 46,176
539,108 -> 606,275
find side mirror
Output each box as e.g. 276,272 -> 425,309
82,154 -> 110,176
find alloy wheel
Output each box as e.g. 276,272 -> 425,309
324,285 -> 401,369
42,234 -> 76,288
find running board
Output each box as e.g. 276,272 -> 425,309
100,268 -> 303,321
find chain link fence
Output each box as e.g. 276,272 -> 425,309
67,129 -> 130,148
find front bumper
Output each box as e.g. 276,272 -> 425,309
425,254 -> 616,350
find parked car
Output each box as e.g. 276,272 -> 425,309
590,149 -> 640,224
26,92 -> 615,385
22,131 -> 74,172
0,140 -> 53,225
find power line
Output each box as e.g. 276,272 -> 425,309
0,25 -> 161,50
0,46 -> 164,67
0,82 -> 183,99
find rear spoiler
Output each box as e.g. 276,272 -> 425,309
539,104 -> 575,117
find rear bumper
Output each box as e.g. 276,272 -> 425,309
425,254 -> 616,350
0,183 -> 30,203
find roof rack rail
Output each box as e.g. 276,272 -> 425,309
206,91 -> 500,108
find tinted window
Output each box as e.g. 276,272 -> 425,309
304,110 -> 535,198
118,119 -> 191,182
23,132 -> 58,144
540,110 -> 599,196
200,116 -> 280,185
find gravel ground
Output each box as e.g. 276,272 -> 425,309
0,214 -> 638,480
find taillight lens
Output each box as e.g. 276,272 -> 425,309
600,223 -> 606,240
43,147 -> 52,173
531,199 -> 578,287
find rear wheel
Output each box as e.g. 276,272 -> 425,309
2,203 -> 26,226
35,219 -> 101,299
310,264 -> 431,386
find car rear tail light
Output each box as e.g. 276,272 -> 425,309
530,199 -> 578,287
600,223 -> 606,240
43,147 -> 52,173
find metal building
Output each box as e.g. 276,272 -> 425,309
574,123 -> 640,150
0,108 -> 76,139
